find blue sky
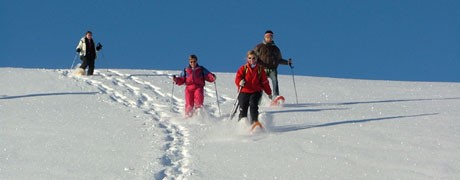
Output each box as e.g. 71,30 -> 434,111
1,0 -> 459,82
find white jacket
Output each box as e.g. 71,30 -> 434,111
76,37 -> 98,59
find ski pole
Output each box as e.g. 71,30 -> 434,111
289,64 -> 299,104
170,77 -> 175,112
228,86 -> 242,121
213,82 -> 221,117
70,53 -> 78,70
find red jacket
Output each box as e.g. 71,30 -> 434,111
235,63 -> 272,95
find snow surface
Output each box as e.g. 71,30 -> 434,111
1,67 -> 459,180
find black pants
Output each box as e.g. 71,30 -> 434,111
80,56 -> 95,75
238,91 -> 262,123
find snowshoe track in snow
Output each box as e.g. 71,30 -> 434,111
61,69 -> 222,179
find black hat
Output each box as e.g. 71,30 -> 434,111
265,30 -> 274,34
189,54 -> 198,60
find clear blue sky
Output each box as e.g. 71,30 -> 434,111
1,0 -> 459,82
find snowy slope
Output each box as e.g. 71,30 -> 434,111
1,68 -> 459,180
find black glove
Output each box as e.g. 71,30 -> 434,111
96,43 -> 103,51
76,48 -> 81,53
288,58 -> 293,67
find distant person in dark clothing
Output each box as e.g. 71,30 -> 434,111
76,31 -> 102,75
254,30 -> 292,96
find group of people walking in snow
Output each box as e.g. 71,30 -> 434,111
171,30 -> 293,129
74,30 -> 293,129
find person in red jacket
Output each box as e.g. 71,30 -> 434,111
235,50 -> 272,130
173,54 -> 216,118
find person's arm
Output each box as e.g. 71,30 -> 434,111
202,67 -> 216,82
76,38 -> 84,53
174,69 -> 187,85
235,66 -> 245,88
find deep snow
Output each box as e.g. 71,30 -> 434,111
1,67 -> 459,180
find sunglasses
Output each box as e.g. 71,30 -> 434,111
189,60 -> 197,63
247,57 -> 256,60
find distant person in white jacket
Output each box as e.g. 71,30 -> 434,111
75,31 -> 102,75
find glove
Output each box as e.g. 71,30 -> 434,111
209,74 -> 216,81
76,48 -> 81,53
288,58 -> 293,67
96,43 -> 103,51
268,95 -> 273,100
239,79 -> 246,87
172,75 -> 176,81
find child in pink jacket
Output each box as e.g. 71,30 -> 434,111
173,54 -> 216,117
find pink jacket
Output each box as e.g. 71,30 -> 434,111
175,65 -> 215,87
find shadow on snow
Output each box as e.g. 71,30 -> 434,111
265,97 -> 452,133
269,113 -> 439,133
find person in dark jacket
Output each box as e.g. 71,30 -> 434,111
254,30 -> 292,96
173,54 -> 216,118
235,50 -> 272,130
75,31 -> 102,75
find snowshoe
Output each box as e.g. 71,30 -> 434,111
270,95 -> 285,107
250,121 -> 264,132
73,68 -> 85,76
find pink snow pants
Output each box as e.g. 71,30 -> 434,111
185,85 -> 204,117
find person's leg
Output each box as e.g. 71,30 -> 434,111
194,87 -> 204,109
273,69 -> 280,96
265,68 -> 279,96
249,92 -> 262,124
185,86 -> 195,117
79,56 -> 88,70
87,58 -> 95,75
238,93 -> 250,120
271,69 -> 279,96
